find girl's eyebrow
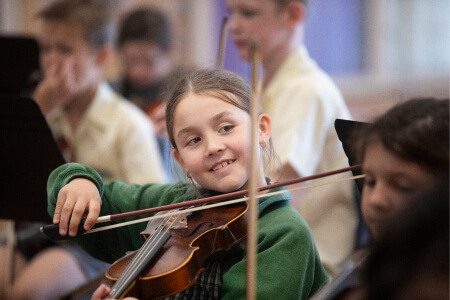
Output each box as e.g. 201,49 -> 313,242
177,126 -> 194,138
177,111 -> 234,138
212,111 -> 233,122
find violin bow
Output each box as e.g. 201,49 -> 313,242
246,39 -> 262,300
40,165 -> 362,240
216,16 -> 228,69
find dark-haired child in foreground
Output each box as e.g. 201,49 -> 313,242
311,98 -> 449,300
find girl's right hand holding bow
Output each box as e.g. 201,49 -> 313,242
53,178 -> 102,237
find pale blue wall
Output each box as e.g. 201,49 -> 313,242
304,0 -> 364,75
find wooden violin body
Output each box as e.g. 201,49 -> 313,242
105,202 -> 248,299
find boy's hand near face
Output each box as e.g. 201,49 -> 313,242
148,102 -> 168,138
53,177 -> 101,237
33,58 -> 77,115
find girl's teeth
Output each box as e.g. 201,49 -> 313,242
213,161 -> 232,171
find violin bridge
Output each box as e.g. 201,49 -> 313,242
170,212 -> 188,229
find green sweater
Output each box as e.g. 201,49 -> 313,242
47,163 -> 328,299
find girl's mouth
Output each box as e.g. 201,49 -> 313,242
210,160 -> 235,172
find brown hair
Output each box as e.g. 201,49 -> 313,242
37,0 -> 115,50
354,98 -> 449,183
274,0 -> 308,9
117,7 -> 172,52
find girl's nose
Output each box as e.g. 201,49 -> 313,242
205,136 -> 224,157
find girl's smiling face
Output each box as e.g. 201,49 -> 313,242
361,141 -> 436,239
172,93 -> 269,193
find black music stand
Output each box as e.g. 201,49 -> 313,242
334,119 -> 367,193
0,36 -> 41,96
0,95 -> 65,222
335,118 -> 370,249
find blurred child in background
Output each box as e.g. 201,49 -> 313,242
226,0 -> 357,275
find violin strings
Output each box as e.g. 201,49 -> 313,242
112,216 -> 168,291
110,213 -> 182,297
116,213 -> 180,290
87,174 -> 365,235
112,214 -> 181,297
111,215 -> 171,297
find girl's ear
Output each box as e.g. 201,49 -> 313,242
286,1 -> 305,30
173,149 -> 187,172
258,113 -> 271,144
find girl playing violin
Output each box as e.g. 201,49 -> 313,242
46,69 -> 328,299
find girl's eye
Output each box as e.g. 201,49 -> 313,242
186,137 -> 201,146
219,125 -> 234,133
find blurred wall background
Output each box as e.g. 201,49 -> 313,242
1,0 -> 449,121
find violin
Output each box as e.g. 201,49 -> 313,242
104,202 -> 247,299
40,165 -> 362,299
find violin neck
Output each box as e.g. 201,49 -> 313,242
108,230 -> 171,299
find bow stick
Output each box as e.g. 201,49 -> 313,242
246,39 -> 262,300
40,165 -> 361,240
216,16 -> 228,68
41,172 -> 365,239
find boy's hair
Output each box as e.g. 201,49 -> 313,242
117,7 -> 172,52
354,98 -> 449,182
37,0 -> 115,50
275,0 -> 308,8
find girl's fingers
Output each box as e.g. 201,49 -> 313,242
69,197 -> 89,236
53,192 -> 67,224
92,283 -> 110,300
54,178 -> 101,236
58,193 -> 78,236
84,199 -> 101,230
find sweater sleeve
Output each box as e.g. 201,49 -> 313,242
221,203 -> 328,300
47,163 -> 105,218
46,162 -> 189,263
